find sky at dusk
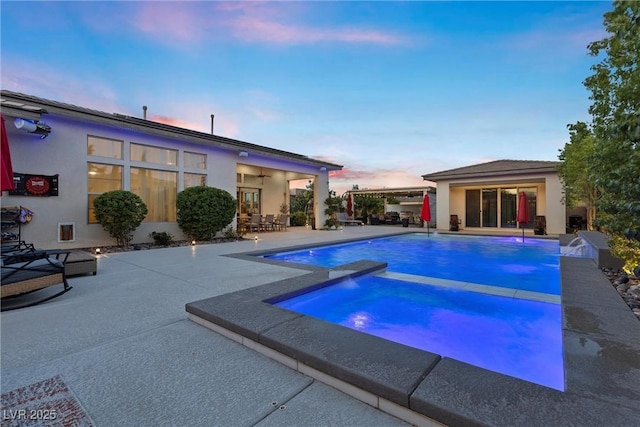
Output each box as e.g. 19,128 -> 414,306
0,1 -> 611,195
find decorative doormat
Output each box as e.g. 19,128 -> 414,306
1,375 -> 94,426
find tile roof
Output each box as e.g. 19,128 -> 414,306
422,159 -> 560,181
1,90 -> 342,170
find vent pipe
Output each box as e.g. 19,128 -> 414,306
143,105 -> 147,120
210,114 -> 215,135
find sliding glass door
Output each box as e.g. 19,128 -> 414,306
501,188 -> 517,228
482,189 -> 497,227
465,190 -> 481,227
465,187 -> 537,229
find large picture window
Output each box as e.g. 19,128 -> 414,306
184,173 -> 206,188
130,168 -> 177,222
184,152 -> 207,169
88,136 -> 123,159
88,163 -> 123,223
131,143 -> 177,166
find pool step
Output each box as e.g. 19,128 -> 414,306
377,271 -> 561,304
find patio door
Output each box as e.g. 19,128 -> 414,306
482,189 -> 497,227
465,190 -> 480,227
238,188 -> 261,215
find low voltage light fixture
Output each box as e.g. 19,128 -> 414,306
319,167 -> 327,172
238,151 -> 249,157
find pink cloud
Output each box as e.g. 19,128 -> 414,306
99,2 -> 408,47
229,15 -> 405,46
132,2 -> 208,44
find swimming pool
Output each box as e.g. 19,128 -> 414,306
266,233 -> 560,295
269,233 -> 564,390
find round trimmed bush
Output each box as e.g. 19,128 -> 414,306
93,190 -> 148,247
177,186 -> 236,240
290,211 -> 307,226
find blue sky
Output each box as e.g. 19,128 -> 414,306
1,1 -> 611,195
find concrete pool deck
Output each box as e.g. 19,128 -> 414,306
2,227 -> 639,426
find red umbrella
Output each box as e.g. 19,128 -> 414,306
420,193 -> 432,235
1,114 -> 15,192
346,193 -> 353,217
517,191 -> 530,241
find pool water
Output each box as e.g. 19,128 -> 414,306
266,233 -> 560,295
269,233 -> 565,390
275,274 -> 564,391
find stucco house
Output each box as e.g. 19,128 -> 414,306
1,91 -> 341,249
422,160 -> 565,235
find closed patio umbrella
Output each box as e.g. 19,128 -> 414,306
346,193 -> 353,217
420,193 -> 432,235
517,191 -> 530,242
1,114 -> 15,192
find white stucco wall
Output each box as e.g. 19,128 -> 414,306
430,172 -> 565,235
3,113 -> 330,249
544,174 -> 565,235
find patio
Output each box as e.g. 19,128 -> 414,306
1,226 -> 638,426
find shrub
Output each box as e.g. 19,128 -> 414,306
223,226 -> 245,240
93,190 -> 148,247
150,231 -> 174,246
177,186 -> 236,240
290,211 -> 307,226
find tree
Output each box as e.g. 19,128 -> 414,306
584,1 -> 640,270
323,189 -> 341,229
290,181 -> 314,216
176,186 -> 236,241
93,190 -> 148,247
557,122 -> 598,229
354,194 -> 385,224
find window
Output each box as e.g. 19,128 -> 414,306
184,173 -> 206,188
88,163 -> 122,223
130,167 -> 177,222
88,136 -> 123,159
184,152 -> 206,169
131,143 -> 177,165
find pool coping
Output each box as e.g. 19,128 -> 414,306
186,236 -> 640,426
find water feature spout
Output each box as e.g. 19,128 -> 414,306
561,237 -> 589,257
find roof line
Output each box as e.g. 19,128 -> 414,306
1,90 -> 343,170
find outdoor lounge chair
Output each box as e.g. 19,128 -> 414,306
1,249 -> 72,311
336,212 -> 362,226
450,215 -> 460,231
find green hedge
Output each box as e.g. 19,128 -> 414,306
93,190 -> 148,247
177,186 -> 236,240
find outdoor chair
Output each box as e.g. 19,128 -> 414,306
262,214 -> 275,232
450,215 -> 460,231
534,216 -> 547,235
1,249 -> 72,311
336,212 -> 362,226
275,214 -> 289,231
248,214 -> 262,232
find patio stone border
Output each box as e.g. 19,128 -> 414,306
186,235 -> 640,426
